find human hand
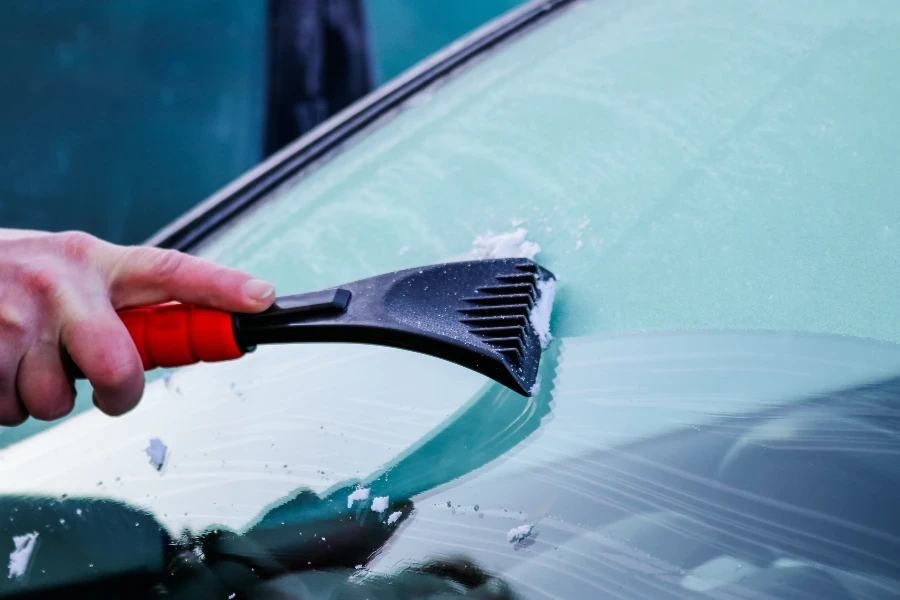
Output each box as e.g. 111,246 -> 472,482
0,229 -> 276,425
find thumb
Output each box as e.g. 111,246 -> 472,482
103,245 -> 276,312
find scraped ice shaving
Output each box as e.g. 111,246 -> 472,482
529,278 -> 557,348
387,511 -> 402,525
506,524 -> 533,543
371,496 -> 389,513
469,229 -> 540,260
145,438 -> 168,471
347,488 -> 370,509
8,532 -> 38,579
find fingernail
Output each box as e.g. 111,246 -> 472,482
243,279 -> 275,302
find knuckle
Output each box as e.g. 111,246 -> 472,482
19,265 -> 61,300
0,301 -> 30,338
93,352 -> 140,391
55,231 -> 98,263
147,248 -> 186,282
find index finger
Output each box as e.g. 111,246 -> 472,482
103,246 -> 276,313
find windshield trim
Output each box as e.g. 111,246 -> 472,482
146,0 -> 578,252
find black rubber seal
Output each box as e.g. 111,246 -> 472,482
146,0 -> 578,252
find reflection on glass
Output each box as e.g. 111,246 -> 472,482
3,332 -> 900,598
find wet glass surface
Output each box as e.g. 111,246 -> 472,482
3,332 -> 900,598
3,0 -> 900,597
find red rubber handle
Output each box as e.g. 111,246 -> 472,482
117,303 -> 244,370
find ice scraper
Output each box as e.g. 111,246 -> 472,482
76,259 -> 556,396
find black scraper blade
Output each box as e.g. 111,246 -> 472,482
233,259 -> 556,395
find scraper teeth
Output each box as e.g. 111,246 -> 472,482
497,347 -> 523,368
496,273 -> 537,285
458,304 -> 530,318
459,315 -> 528,329
483,336 -> 525,354
461,293 -> 534,308
476,283 -> 537,301
469,326 -> 526,339
454,264 -> 545,368
514,262 -> 538,273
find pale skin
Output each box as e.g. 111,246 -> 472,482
0,228 -> 276,426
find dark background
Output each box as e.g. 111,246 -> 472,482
0,0 -> 523,245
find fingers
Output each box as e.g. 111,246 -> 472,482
105,246 -> 275,313
0,352 -> 27,426
0,393 -> 27,426
15,343 -> 75,421
0,228 -> 53,242
60,304 -> 144,417
0,304 -> 29,426
0,230 -> 275,427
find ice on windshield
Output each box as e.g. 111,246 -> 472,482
371,496 -> 389,513
347,487 -> 371,509
529,277 -> 556,349
7,532 -> 38,580
506,524 -> 533,544
144,438 -> 168,472
468,228 -> 541,261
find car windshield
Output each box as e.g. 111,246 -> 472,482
3,1 -> 900,598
